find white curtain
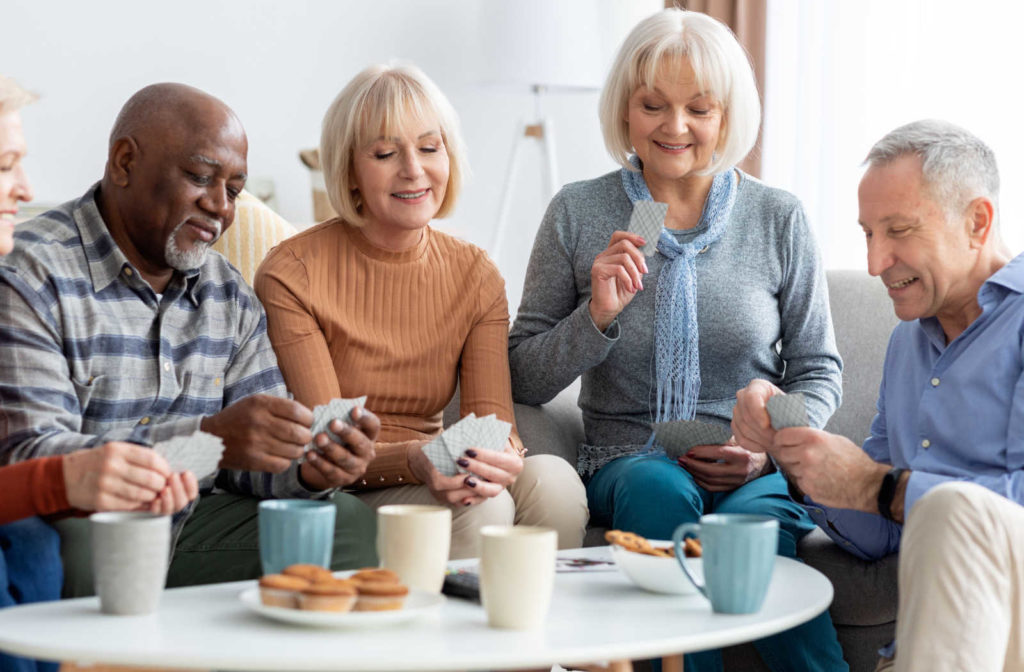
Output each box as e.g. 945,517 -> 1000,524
762,0 -> 1024,269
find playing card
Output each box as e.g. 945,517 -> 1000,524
421,434 -> 459,477
452,415 -> 512,474
153,431 -> 225,479
440,415 -> 478,460
310,396 -> 368,447
628,201 -> 668,256
653,420 -> 733,459
766,393 -> 809,430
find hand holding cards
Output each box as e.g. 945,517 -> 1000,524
421,414 -> 512,477
310,396 -> 368,450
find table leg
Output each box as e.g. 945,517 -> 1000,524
661,654 -> 684,672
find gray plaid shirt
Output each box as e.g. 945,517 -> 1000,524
0,184 -> 318,500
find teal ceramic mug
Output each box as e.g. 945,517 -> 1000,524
672,513 -> 778,614
258,499 -> 335,575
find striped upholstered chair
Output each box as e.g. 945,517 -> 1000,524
212,190 -> 297,286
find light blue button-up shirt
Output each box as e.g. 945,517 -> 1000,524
804,253 -> 1024,561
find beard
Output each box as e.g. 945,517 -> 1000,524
165,219 -> 221,272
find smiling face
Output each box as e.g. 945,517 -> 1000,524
0,110 -> 33,255
116,107 -> 247,275
351,112 -> 449,250
626,59 -> 723,191
859,154 -> 980,325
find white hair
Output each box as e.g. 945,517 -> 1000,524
320,62 -> 467,226
0,75 -> 37,115
865,119 -> 999,221
598,8 -> 761,174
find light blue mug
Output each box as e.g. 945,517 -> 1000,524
672,513 -> 778,614
258,499 -> 335,575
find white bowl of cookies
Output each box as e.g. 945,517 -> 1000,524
606,530 -> 703,595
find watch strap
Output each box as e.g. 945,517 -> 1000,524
877,467 -> 906,520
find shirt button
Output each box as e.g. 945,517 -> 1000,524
378,476 -> 386,482
214,377 -> 222,386
922,439 -> 931,448
163,362 -> 171,372
931,377 -> 940,387
124,268 -> 134,277
397,475 -> 404,483
140,417 -> 151,425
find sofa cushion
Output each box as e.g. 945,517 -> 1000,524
798,527 -> 898,626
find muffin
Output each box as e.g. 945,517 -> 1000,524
353,579 -> 410,611
298,579 -> 358,612
350,568 -> 400,584
258,574 -> 311,608
282,563 -> 335,583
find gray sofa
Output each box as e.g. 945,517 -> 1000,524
499,269 -> 901,672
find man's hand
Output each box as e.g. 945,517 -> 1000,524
300,407 -> 381,490
678,443 -> 772,492
732,379 -> 785,453
589,231 -> 648,331
62,442 -> 197,513
201,395 -> 314,473
771,427 -> 889,512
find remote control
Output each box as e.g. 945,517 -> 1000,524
441,570 -> 481,602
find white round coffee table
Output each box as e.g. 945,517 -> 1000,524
0,548 -> 833,671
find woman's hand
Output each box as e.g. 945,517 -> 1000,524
62,442 -> 198,513
732,379 -> 785,453
407,441 -> 524,507
677,442 -> 772,492
589,231 -> 649,331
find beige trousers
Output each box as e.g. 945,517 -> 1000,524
893,482 -> 1024,672
354,454 -> 589,559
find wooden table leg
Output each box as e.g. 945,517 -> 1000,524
662,654 -> 684,672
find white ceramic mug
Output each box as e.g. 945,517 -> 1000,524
90,512 -> 171,615
376,504 -> 452,593
479,525 -> 557,629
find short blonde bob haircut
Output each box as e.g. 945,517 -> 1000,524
0,75 -> 37,115
320,62 -> 467,226
599,8 -> 760,175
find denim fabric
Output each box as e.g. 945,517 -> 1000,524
0,518 -> 61,672
588,454 -> 848,672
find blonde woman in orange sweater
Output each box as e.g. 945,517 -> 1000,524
255,63 -> 587,559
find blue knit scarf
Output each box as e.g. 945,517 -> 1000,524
620,156 -> 738,422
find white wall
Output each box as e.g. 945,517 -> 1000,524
2,0 -> 660,311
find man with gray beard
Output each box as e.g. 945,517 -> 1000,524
0,84 -> 380,594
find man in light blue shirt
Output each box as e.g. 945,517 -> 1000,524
734,120 -> 1024,672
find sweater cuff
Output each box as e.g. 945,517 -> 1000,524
354,442 -> 419,490
33,456 -> 71,516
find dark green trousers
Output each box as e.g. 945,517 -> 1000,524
55,492 -> 377,597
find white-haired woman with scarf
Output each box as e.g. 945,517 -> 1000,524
509,9 -> 846,672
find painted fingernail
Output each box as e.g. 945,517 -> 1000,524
456,458 -> 470,468
639,280 -> 644,291
463,499 -> 472,507
465,477 -> 478,487
643,262 -> 649,274
465,449 -> 478,458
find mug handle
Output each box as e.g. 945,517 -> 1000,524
673,523 -> 706,598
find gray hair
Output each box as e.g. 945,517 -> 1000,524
0,75 -> 37,114
865,119 -> 999,221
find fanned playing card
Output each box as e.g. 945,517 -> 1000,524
450,415 -> 512,474
766,393 -> 809,430
310,396 -> 368,447
421,433 -> 459,477
153,431 -> 225,479
653,420 -> 733,459
628,201 -> 668,256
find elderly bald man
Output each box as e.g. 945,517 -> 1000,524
0,83 -> 379,595
733,120 -> 1024,672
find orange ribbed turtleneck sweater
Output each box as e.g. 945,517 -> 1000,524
255,220 -> 522,489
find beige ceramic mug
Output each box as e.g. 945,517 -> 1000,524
479,524 -> 557,629
376,504 -> 452,593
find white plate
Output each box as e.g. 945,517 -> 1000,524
239,587 -> 444,628
610,542 -> 703,595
